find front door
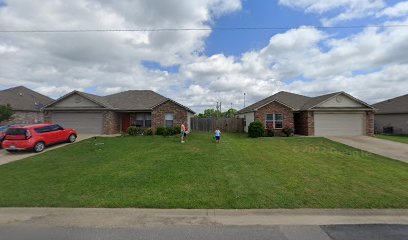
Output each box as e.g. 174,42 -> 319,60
121,113 -> 130,132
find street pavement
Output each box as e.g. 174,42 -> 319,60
0,224 -> 407,240
0,208 -> 407,240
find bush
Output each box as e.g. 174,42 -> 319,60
156,126 -> 165,136
145,128 -> 154,136
163,127 -> 173,136
283,123 -> 295,137
248,121 -> 264,138
266,129 -> 275,137
127,126 -> 141,136
173,126 -> 181,135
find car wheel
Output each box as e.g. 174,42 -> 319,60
68,134 -> 77,143
34,142 -> 45,153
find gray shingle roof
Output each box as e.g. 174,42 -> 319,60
373,94 -> 408,114
0,86 -> 53,111
45,89 -> 195,113
238,91 -> 371,114
238,91 -> 312,113
104,90 -> 168,110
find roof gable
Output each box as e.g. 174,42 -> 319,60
51,93 -> 105,108
44,91 -> 110,109
306,92 -> 373,109
0,86 -> 53,111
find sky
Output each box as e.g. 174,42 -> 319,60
1,0 -> 408,113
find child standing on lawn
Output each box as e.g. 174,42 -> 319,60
215,127 -> 221,144
181,122 -> 187,143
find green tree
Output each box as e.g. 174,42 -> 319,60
223,108 -> 237,118
0,104 -> 13,123
195,108 -> 222,118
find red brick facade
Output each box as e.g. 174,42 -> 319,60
254,101 -> 294,135
294,111 -> 314,136
365,111 -> 374,136
2,111 -> 45,125
151,101 -> 188,129
103,111 -> 121,134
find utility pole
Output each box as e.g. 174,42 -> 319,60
244,93 -> 246,107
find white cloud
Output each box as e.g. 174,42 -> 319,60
1,0 -> 408,113
377,1 -> 408,18
0,0 -> 242,98
279,0 -> 385,26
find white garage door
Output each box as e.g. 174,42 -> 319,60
52,112 -> 103,134
314,113 -> 365,136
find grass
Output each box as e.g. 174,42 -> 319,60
0,133 -> 407,208
375,134 -> 408,144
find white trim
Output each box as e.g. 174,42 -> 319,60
309,92 -> 375,110
255,99 -> 295,111
265,113 -> 284,129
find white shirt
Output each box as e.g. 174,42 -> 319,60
215,130 -> 221,136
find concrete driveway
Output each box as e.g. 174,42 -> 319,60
0,134 -> 96,166
327,136 -> 408,163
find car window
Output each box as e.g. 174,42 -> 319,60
49,125 -> 64,132
5,128 -> 27,136
35,126 -> 49,133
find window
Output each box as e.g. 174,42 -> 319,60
165,113 -> 174,127
265,113 -> 283,129
130,113 -> 151,128
274,114 -> 283,129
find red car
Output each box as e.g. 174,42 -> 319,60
2,124 -> 77,153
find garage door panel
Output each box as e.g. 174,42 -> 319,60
52,112 -> 103,134
314,113 -> 365,136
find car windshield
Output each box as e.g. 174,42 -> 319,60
5,128 -> 27,136
0,126 -> 7,134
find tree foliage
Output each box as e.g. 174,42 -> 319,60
196,108 -> 238,118
0,104 -> 13,123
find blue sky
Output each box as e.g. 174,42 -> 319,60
1,0 -> 408,112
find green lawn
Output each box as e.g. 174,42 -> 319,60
376,134 -> 408,144
0,133 -> 407,208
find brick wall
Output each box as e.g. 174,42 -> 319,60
151,101 -> 188,129
254,101 -> 294,135
294,111 -> 314,136
103,111 -> 120,134
1,111 -> 45,125
366,111 -> 374,136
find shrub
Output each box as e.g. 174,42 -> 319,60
156,126 -> 165,136
248,121 -> 264,138
164,127 -> 175,136
266,129 -> 275,137
173,126 -> 181,135
145,128 -> 154,136
127,126 -> 141,136
283,123 -> 295,137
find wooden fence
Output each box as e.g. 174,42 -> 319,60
190,118 -> 244,133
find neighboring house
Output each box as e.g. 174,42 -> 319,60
43,90 -> 195,134
237,91 -> 375,136
373,94 -> 408,134
0,86 -> 53,125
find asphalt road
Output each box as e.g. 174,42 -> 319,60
0,224 -> 407,240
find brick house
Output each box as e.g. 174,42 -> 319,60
43,90 -> 195,134
373,93 -> 408,134
0,86 -> 53,125
237,91 -> 375,136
